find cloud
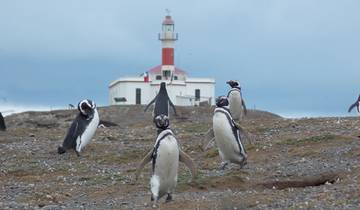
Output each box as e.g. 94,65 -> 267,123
0,0 -> 360,116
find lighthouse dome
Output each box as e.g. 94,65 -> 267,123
148,65 -> 187,82
148,65 -> 187,75
162,15 -> 174,25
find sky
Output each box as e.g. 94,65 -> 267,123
0,0 -> 360,118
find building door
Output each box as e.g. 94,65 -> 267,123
136,88 -> 141,104
195,89 -> 200,101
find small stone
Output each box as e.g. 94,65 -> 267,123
41,205 -> 60,210
46,194 -> 53,200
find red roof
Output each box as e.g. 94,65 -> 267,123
162,15 -> 174,25
148,65 -> 187,75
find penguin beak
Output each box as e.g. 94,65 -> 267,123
87,108 -> 95,115
81,106 -> 94,117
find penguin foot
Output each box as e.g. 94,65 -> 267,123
219,162 -> 229,170
75,151 -> 80,157
239,159 -> 248,169
165,194 -> 173,203
57,146 -> 66,154
151,195 -> 158,207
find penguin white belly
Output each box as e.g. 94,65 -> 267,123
151,136 -> 179,198
228,91 -> 243,121
213,112 -> 240,162
76,110 -> 99,152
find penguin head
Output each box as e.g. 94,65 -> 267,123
226,80 -> 240,88
159,82 -> 167,92
78,99 -> 96,116
154,114 -> 170,129
216,96 -> 229,107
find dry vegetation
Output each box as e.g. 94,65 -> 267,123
1,105 -> 360,209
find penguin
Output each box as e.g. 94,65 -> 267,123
226,80 -> 247,121
348,94 -> 360,114
212,96 -> 247,169
135,114 -> 197,203
57,99 -> 99,156
144,82 -> 177,121
0,112 -> 6,131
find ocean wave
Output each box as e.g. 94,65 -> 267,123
0,104 -> 64,116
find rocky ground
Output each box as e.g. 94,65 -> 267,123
1,105 -> 360,210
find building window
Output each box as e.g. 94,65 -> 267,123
163,70 -> 171,78
156,75 -> 162,80
163,25 -> 174,32
136,88 -> 141,104
195,89 -> 200,101
174,76 -> 178,80
114,97 -> 127,103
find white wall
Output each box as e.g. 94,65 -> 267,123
109,78 -> 215,106
109,81 -> 151,105
185,82 -> 215,105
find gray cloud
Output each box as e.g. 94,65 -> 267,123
0,0 -> 359,116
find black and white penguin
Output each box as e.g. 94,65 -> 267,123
58,99 -> 99,156
226,80 -> 247,121
144,82 -> 177,121
135,114 -> 197,203
0,112 -> 6,131
213,96 -> 247,169
348,94 -> 360,114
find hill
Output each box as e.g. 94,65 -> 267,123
0,106 -> 359,209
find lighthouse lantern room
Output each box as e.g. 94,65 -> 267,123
109,15 -> 215,106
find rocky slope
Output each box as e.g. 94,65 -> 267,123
0,105 -> 359,209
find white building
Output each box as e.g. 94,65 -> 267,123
109,15 -> 215,106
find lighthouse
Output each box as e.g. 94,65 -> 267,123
109,15 -> 215,106
159,15 -> 178,80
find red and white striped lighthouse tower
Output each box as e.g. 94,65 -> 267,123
159,15 -> 178,80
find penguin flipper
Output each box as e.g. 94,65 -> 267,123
168,97 -> 177,115
242,99 -> 247,115
203,137 -> 215,151
348,102 -> 357,113
144,96 -> 157,112
62,121 -> 78,149
135,150 -> 153,181
202,128 -> 215,150
179,149 -> 197,181
62,116 -> 87,150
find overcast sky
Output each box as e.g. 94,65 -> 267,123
1,0 -> 360,117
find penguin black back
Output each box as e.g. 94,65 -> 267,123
0,112 -> 6,131
58,113 -> 89,154
144,82 -> 177,118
